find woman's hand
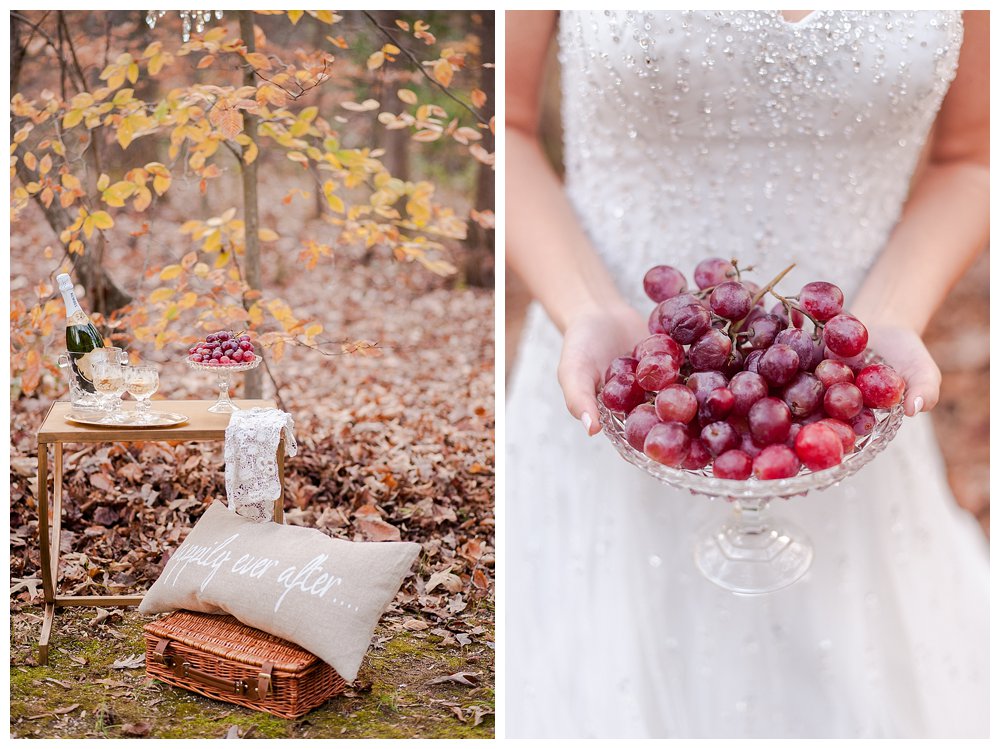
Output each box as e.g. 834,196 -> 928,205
558,305 -> 648,435
863,324 -> 941,417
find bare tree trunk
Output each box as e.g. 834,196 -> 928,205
373,11 -> 409,182
10,12 -> 132,315
239,10 -> 263,399
466,11 -> 495,287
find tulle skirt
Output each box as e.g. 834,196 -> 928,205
505,305 -> 989,739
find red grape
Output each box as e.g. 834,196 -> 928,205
693,257 -> 734,289
823,314 -> 868,358
668,304 -> 712,344
688,329 -> 732,371
781,372 -> 824,418
728,371 -> 768,416
605,356 -> 638,384
713,449 -> 753,479
775,328 -> 818,371
636,353 -> 680,391
686,371 -> 729,405
190,354 -> 203,362
624,404 -> 661,452
219,356 -> 232,364
817,418 -> 856,453
633,334 -> 683,365
643,265 -> 688,303
855,364 -> 905,408
744,349 -> 763,374
758,344 -> 800,387
644,422 -> 691,467
601,374 -> 646,413
799,281 -> 844,321
745,314 -> 783,349
814,359 -> 854,388
681,438 -> 712,469
848,407 -> 877,437
702,387 -> 736,421
648,306 -> 667,334
654,384 -> 698,423
739,431 -> 763,459
753,444 -> 801,480
794,422 -> 844,470
770,301 -> 804,328
823,382 -> 863,421
709,281 -> 753,320
748,397 -> 792,446
701,421 -> 740,456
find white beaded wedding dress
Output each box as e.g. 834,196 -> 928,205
506,10 -> 988,739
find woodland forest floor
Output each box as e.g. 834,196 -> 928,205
10,174 -> 495,738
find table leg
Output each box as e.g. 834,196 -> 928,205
51,443 -> 63,585
38,444 -> 53,604
39,602 -> 55,666
274,437 -> 285,524
37,443 -> 54,665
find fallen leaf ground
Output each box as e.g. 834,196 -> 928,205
11,165 -> 494,737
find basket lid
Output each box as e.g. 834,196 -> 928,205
144,611 -> 323,674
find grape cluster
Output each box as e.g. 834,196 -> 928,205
187,330 -> 257,365
602,259 -> 905,481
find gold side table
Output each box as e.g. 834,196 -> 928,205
34,399 -> 285,665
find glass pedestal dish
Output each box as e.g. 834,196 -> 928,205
186,356 -> 261,413
598,362 -> 904,595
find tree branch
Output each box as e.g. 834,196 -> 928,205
360,11 -> 489,126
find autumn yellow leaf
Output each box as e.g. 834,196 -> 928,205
433,59 -> 454,87
397,88 -> 418,105
91,210 -> 114,229
367,51 -> 385,70
244,52 -> 271,70
209,105 -> 243,139
149,287 -> 175,303
471,88 -> 487,108
258,228 -> 279,241
311,10 -> 338,24
62,109 -> 84,128
133,185 -> 153,212
22,152 -> 37,171
61,173 -> 82,191
287,10 -> 304,24
159,264 -> 183,281
197,54 -> 215,69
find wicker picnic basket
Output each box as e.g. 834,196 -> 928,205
144,611 -> 347,719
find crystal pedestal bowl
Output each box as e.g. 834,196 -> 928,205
598,355 -> 905,595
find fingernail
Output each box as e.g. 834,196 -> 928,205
913,396 -> 924,414
582,412 -> 593,434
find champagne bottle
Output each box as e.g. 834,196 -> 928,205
57,273 -> 105,393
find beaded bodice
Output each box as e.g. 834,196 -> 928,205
559,10 -> 962,303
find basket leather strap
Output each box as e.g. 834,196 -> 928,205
152,638 -> 274,702
257,662 -> 274,699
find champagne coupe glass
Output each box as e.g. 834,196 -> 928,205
125,365 -> 159,423
92,360 -> 127,423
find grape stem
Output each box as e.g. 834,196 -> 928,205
772,290 -> 824,334
731,263 -> 796,335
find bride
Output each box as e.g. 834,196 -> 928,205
505,10 -> 988,739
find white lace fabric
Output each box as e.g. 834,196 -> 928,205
224,407 -> 298,523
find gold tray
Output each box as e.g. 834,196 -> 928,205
64,410 -> 190,428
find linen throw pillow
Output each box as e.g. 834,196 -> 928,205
139,501 -> 420,681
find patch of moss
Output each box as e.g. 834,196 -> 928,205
10,606 -> 493,738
